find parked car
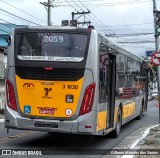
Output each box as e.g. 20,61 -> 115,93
148,91 -> 153,101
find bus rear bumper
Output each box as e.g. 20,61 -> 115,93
5,107 -> 97,135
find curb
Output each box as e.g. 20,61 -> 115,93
114,125 -> 154,150
102,125 -> 155,158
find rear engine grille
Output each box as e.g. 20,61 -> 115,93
16,67 -> 84,81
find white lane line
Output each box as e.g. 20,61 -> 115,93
130,124 -> 159,149
120,124 -> 159,158
0,119 -> 4,122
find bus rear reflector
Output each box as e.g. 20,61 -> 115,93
79,83 -> 96,115
6,80 -> 17,111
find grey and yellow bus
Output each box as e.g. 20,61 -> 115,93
5,26 -> 148,137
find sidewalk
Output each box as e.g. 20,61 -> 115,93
104,125 -> 160,158
133,125 -> 160,158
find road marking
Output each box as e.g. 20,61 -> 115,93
0,131 -> 39,144
119,124 -> 159,158
0,131 -> 35,142
0,119 -> 4,122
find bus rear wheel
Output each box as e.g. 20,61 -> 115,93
136,100 -> 144,120
136,105 -> 143,120
113,108 -> 122,138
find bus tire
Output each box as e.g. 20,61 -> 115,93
136,104 -> 143,120
113,108 -> 122,138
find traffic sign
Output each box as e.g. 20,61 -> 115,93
151,52 -> 160,66
145,50 -> 155,57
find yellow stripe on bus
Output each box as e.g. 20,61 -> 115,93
97,111 -> 107,132
114,107 -> 119,122
97,106 -> 119,132
122,102 -> 135,119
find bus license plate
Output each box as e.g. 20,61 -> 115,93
35,121 -> 58,128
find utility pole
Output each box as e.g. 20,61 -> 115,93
71,10 -> 91,26
153,0 -> 160,123
40,0 -> 55,26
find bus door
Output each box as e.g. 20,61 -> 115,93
99,45 -> 116,132
106,53 -> 116,129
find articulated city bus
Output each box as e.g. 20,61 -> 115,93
5,26 -> 148,137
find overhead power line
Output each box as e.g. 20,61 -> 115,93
76,0 -> 120,41
0,24 -> 12,32
0,0 -> 46,24
71,10 -> 91,26
62,0 -> 147,2
0,11 -> 34,26
108,33 -> 154,37
118,41 -> 157,44
76,0 -> 116,35
64,0 -> 77,10
65,0 -> 113,35
54,0 -> 63,6
69,0 -> 92,26
62,0 -> 113,2
121,44 -> 155,49
0,8 -> 41,26
0,28 -> 9,34
95,22 -> 154,28
0,19 -> 18,26
89,12 -> 115,34
60,0 -> 151,7
0,10 -> 21,21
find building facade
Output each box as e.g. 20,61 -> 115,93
0,23 -> 27,111
0,47 -> 6,111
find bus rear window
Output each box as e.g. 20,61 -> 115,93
16,32 -> 87,62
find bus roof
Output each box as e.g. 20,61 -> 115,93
17,25 -> 88,32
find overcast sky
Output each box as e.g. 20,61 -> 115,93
1,0 -> 160,57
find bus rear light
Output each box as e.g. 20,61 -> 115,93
85,126 -> 91,128
6,80 -> 17,111
44,67 -> 54,70
79,83 -> 96,115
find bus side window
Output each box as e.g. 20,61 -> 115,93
99,44 -> 108,103
116,54 -> 125,98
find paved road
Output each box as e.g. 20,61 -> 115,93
0,100 -> 158,157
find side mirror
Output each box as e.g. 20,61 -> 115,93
6,35 -> 12,46
99,43 -> 107,52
